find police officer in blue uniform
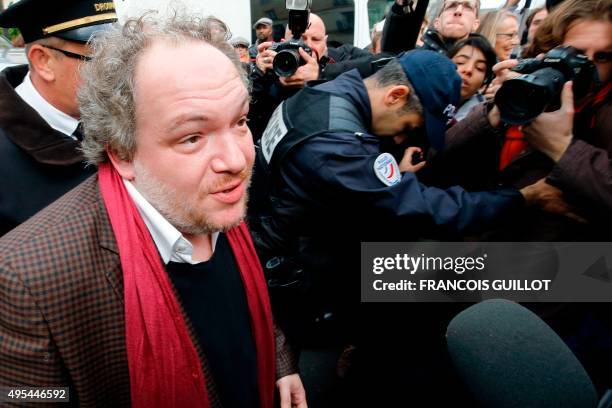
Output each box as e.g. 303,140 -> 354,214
248,50 -> 560,404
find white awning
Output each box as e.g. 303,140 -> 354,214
353,0 -> 370,49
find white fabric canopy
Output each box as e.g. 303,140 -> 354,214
353,0 -> 371,49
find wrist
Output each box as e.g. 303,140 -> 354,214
519,184 -> 536,206
548,139 -> 571,162
487,104 -> 501,128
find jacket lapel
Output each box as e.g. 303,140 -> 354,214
94,181 -> 124,303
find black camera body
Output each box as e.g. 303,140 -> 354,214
495,46 -> 598,124
270,39 -> 313,77
270,0 -> 313,77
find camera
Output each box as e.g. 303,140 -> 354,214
495,46 -> 598,124
270,40 -> 313,77
270,0 -> 313,77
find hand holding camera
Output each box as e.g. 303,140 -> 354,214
267,0 -> 316,81
482,59 -> 522,102
278,47 -> 320,87
269,40 -> 315,78
255,41 -> 276,73
522,81 -> 575,162
494,45 -> 597,125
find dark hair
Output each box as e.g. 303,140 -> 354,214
447,33 -> 497,84
525,6 -> 546,30
370,59 -> 423,115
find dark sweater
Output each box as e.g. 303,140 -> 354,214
166,233 -> 259,408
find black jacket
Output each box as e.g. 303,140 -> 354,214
381,0 -> 429,54
0,65 -> 94,236
247,43 -> 390,141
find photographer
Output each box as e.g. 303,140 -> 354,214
523,0 -> 611,215
426,0 -> 612,391
249,11 -> 392,141
506,0 -> 612,390
428,0 -> 610,233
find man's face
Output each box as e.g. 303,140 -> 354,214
256,24 -> 273,41
127,40 -> 254,235
563,19 -> 612,84
435,0 -> 480,41
371,91 -> 424,141
286,14 -> 328,61
46,41 -> 91,118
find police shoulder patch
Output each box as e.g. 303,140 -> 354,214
373,153 -> 401,187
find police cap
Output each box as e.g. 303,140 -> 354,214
398,50 -> 461,151
0,0 -> 118,44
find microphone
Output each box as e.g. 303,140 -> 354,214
446,299 -> 598,408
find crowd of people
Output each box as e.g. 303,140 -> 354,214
0,0 -> 610,406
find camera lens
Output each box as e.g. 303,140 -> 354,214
495,67 -> 566,125
273,49 -> 301,77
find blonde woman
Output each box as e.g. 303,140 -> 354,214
478,10 -> 520,61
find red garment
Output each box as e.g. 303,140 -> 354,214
576,82 -> 612,127
499,125 -> 527,171
498,83 -> 612,171
98,162 -> 275,408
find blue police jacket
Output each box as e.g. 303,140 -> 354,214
251,69 -> 524,256
248,69 -> 525,346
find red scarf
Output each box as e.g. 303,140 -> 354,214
499,125 -> 527,171
98,162 -> 275,408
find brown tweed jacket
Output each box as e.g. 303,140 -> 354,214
0,175 -> 297,407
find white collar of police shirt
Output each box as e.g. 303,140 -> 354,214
123,178 -> 219,265
15,71 -> 80,139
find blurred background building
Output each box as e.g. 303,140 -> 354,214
2,0 -> 545,48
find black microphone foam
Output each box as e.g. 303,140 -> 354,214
446,299 -> 598,408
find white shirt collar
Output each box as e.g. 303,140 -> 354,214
15,72 -> 80,138
123,179 -> 219,265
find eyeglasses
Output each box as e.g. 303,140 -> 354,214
496,32 -> 520,40
42,45 -> 92,62
443,1 -> 478,13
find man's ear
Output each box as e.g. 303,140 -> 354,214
27,45 -> 56,82
106,148 -> 136,181
472,18 -> 480,32
384,85 -> 410,107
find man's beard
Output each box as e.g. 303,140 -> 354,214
132,161 -> 251,236
256,31 -> 269,41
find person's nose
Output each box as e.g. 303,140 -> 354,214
210,131 -> 249,174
